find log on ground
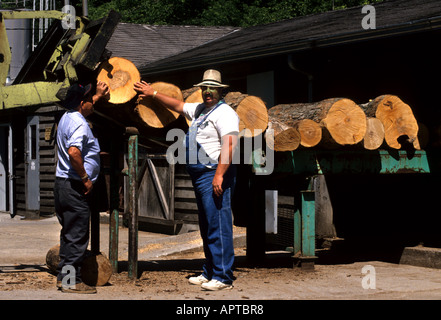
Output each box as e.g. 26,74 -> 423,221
46,244 -> 112,287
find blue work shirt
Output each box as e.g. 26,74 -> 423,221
55,110 -> 100,182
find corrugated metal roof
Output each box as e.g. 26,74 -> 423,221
106,23 -> 240,68
139,0 -> 441,75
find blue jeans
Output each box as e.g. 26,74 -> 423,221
186,162 -> 236,284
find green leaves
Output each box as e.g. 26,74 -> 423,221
87,0 -> 384,27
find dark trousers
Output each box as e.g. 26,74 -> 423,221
54,178 -> 93,284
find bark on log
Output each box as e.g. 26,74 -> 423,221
183,87 -> 202,102
269,98 -> 366,146
46,244 -> 112,287
97,57 -> 140,104
361,95 -> 420,149
134,82 -> 183,128
266,117 -> 301,151
363,117 -> 385,150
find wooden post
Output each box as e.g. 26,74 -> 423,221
127,128 -> 139,280
293,208 -> 301,257
109,139 -> 120,273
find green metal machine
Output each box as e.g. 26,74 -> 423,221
252,148 -> 441,269
0,9 -> 121,109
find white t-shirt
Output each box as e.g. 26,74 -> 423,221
183,102 -> 239,162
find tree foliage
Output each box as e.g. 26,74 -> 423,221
85,0 -> 383,27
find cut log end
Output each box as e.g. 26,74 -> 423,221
295,119 -> 322,148
322,98 -> 366,145
235,96 -> 268,138
273,127 -> 301,151
97,57 -> 140,104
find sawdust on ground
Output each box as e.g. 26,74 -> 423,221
0,246 -> 319,300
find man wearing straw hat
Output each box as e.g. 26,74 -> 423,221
134,70 -> 239,290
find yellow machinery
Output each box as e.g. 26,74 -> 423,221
0,9 -> 120,109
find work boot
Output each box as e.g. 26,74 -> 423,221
61,282 -> 97,294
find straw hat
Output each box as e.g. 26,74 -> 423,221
193,69 -> 229,88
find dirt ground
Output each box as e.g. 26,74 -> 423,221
0,246 -> 311,300
3,242 -> 441,303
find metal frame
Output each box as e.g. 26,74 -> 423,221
253,149 -> 440,269
0,10 -> 85,108
0,10 -> 120,109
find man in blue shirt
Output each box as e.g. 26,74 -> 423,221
54,81 -> 108,294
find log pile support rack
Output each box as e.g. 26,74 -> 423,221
251,148 -> 441,270
106,127 -> 139,280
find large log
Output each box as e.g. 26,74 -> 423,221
268,98 -> 366,146
224,92 -> 268,138
97,57 -> 140,104
361,95 -> 420,149
135,82 -> 183,128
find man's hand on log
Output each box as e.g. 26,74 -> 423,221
134,81 -> 154,98
96,80 -> 110,99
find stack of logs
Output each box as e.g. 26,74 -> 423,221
95,57 -> 269,140
267,95 -> 422,151
96,57 -> 423,151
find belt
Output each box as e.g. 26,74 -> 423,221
55,177 -> 81,182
